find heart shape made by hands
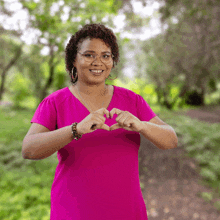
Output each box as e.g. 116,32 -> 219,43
90,107 -> 142,132
91,113 -> 118,131
101,108 -> 142,132
106,109 -> 122,131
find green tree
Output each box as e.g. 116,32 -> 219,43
14,0 -> 122,102
119,0 -> 220,107
0,34 -> 23,101
139,36 -> 181,109
0,1 -> 24,101
154,0 -> 220,105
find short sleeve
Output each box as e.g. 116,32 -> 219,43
136,94 -> 157,122
31,97 -> 57,131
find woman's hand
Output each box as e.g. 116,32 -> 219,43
77,108 -> 110,135
109,108 -> 143,132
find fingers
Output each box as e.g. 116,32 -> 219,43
110,123 -> 121,131
91,108 -> 129,132
104,108 -> 110,118
96,108 -> 110,118
91,117 -> 104,130
91,115 -> 110,131
93,113 -> 106,123
92,122 -> 110,131
101,124 -> 110,131
95,107 -> 123,119
109,108 -> 122,119
110,115 -> 129,131
88,108 -> 137,132
117,115 -> 130,127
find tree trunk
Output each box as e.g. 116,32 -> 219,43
162,89 -> 173,110
0,46 -> 22,101
155,88 -> 163,105
39,45 -> 55,102
200,82 -> 206,106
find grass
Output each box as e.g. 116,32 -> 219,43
0,104 -> 220,219
0,106 -> 57,220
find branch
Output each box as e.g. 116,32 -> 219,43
1,44 -> 24,77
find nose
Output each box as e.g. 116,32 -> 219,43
92,54 -> 103,65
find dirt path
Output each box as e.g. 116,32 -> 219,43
178,105 -> 220,124
139,105 -> 220,220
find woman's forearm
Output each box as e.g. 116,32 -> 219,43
22,125 -> 75,160
139,121 -> 178,150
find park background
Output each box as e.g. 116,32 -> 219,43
0,0 -> 220,219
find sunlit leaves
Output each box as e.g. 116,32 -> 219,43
22,1 -> 38,11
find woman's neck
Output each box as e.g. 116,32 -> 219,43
73,83 -> 109,97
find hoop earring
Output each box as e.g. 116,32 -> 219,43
71,67 -> 78,81
107,74 -> 117,80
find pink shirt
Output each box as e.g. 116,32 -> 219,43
31,85 -> 157,220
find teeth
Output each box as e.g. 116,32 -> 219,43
90,70 -> 103,73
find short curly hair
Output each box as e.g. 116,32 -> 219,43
65,23 -> 119,84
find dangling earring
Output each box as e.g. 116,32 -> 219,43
71,67 -> 78,81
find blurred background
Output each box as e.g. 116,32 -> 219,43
0,0 -> 220,219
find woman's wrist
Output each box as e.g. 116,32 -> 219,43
76,122 -> 84,136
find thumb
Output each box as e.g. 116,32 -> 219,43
101,124 -> 110,131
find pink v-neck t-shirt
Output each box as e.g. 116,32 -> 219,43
31,85 -> 157,220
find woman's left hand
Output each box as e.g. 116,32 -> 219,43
109,108 -> 143,132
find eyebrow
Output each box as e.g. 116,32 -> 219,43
83,50 -> 111,53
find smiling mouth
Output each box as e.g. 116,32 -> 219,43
90,70 -> 104,73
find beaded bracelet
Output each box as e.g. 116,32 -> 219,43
71,122 -> 82,140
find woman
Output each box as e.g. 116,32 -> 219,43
22,23 -> 178,220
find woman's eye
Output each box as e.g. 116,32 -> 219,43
103,55 -> 110,59
84,54 -> 93,58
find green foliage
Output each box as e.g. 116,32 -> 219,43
107,36 -> 128,83
9,72 -> 31,108
0,35 -> 21,69
164,0 -> 220,103
214,201 -> 220,210
0,0 -> 123,103
205,82 -> 220,105
113,77 -> 158,107
87,0 -> 121,14
0,168 -> 53,220
0,34 -> 23,102
0,108 -> 32,169
140,181 -> 145,190
160,110 -> 220,198
134,37 -> 183,110
113,78 -> 194,112
199,192 -> 213,202
53,61 -> 67,90
54,72 -> 66,90
0,107 -> 57,219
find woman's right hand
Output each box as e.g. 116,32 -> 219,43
77,108 -> 110,135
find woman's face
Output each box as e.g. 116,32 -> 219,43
73,38 -> 113,84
